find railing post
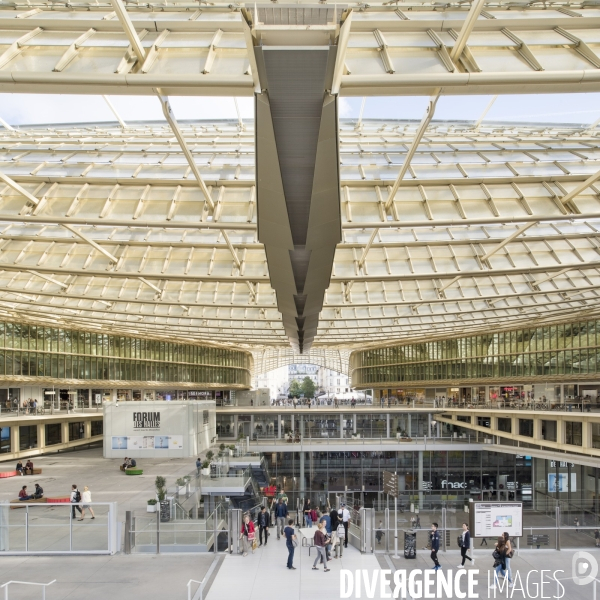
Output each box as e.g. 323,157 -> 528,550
555,504 -> 561,550
124,511 -> 132,554
156,509 -> 160,555
384,507 -> 389,553
25,506 -> 28,552
442,507 -> 447,552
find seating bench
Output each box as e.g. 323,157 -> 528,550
10,497 -> 47,509
0,471 -> 17,478
125,468 -> 143,475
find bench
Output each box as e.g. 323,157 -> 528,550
0,471 -> 18,478
25,468 -> 42,475
120,465 -> 139,472
10,497 -> 46,509
125,468 -> 143,475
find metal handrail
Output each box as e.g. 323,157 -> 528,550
0,580 -> 56,600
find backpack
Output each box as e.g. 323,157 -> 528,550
311,509 -> 318,522
457,535 -> 463,548
75,490 -> 81,503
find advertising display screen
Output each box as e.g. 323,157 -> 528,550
472,502 -> 523,538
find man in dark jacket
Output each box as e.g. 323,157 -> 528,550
275,499 -> 288,539
430,523 -> 441,570
258,506 -> 269,546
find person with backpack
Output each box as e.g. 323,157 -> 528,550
330,507 -> 343,558
71,484 -> 83,520
457,522 -> 473,568
490,536 -> 513,589
430,523 -> 441,571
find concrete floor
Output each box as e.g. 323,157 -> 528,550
0,446 -> 200,519
0,554 -> 216,600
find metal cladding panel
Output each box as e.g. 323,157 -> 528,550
262,48 -> 330,251
257,6 -> 337,26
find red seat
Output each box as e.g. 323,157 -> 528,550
0,471 -> 17,478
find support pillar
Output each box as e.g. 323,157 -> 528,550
88,388 -> 92,410
11,424 -> 20,454
300,450 -> 305,494
353,414 -> 357,434
61,421 -> 69,445
340,414 -> 344,439
234,415 -> 239,439
37,422 -> 45,452
84,420 -> 92,439
386,414 -> 390,439
277,414 -> 282,439
418,450 -> 424,508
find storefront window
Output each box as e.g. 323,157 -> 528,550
45,423 -> 61,446
0,426 -> 10,453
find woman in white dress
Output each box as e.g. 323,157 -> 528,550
80,486 -> 95,520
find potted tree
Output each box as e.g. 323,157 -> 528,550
219,443 -> 226,456
201,460 -> 210,476
176,477 -> 186,495
147,499 -> 157,513
155,476 -> 170,522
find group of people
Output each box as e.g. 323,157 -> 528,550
18,483 -> 44,500
15,460 -> 35,475
121,457 -> 137,470
427,522 -> 513,590
270,397 -> 370,409
17,482 -> 95,521
237,496 -> 351,573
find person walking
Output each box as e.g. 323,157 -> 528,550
319,511 -> 332,560
312,521 -> 331,572
80,486 -> 95,520
284,519 -> 297,569
275,498 -> 288,540
239,513 -> 255,557
70,484 -> 83,520
303,499 -> 313,528
503,532 -> 513,583
490,536 -> 513,588
574,517 -> 580,532
340,503 -> 351,548
458,523 -> 473,568
196,457 -> 202,476
595,529 -> 600,547
430,523 -> 441,571
258,506 -> 269,546
330,506 -> 343,558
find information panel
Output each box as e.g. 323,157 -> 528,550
472,502 -> 523,538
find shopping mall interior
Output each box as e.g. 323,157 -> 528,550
1,0 -> 600,598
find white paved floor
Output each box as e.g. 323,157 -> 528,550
205,529 -> 381,600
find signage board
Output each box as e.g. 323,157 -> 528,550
471,502 -> 523,538
383,470 -> 398,498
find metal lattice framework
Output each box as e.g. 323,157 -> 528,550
1,0 -> 600,365
253,348 -> 351,376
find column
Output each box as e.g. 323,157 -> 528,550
407,415 -> 412,438
291,414 -> 295,436
37,423 -> 46,452
533,417 -> 542,441
556,418 -> 565,445
11,425 -> 20,454
250,414 -> 254,438
511,416 -> 519,438
88,388 -> 92,410
582,420 -> 591,449
418,450 -> 424,508
340,414 -> 344,439
85,420 -> 92,439
386,414 -> 390,439
353,414 -> 357,434
300,450 -> 305,494
234,415 -> 238,439
61,421 -> 69,445
277,414 -> 281,439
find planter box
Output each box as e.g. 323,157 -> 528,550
147,504 -> 157,513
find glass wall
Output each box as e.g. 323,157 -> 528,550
351,319 -> 600,387
0,321 -> 252,387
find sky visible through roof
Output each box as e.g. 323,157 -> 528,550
1,92 -> 600,127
